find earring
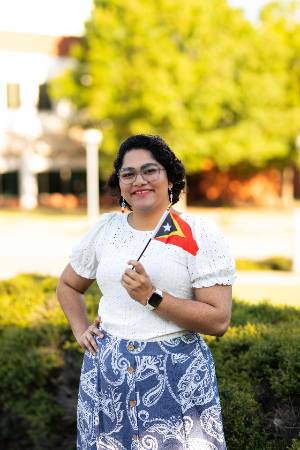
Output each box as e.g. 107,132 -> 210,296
121,197 -> 126,213
168,188 -> 173,204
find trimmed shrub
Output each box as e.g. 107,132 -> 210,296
236,256 -> 292,271
0,274 -> 100,450
0,276 -> 299,449
209,300 -> 300,450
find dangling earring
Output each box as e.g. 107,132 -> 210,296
168,188 -> 173,204
121,197 -> 126,213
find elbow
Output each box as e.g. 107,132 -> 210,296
215,327 -> 228,338
194,319 -> 230,337
214,318 -> 231,337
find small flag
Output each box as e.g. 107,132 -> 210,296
153,211 -> 199,256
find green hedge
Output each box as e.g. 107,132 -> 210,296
236,256 -> 292,271
0,274 -> 97,450
0,275 -> 299,449
209,302 -> 300,450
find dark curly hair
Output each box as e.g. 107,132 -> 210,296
106,134 -> 185,210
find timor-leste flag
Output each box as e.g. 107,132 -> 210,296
153,211 -> 199,256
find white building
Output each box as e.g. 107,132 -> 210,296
0,31 -> 88,209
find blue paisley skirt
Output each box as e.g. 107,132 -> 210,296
77,331 -> 226,450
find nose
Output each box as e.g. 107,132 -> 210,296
133,172 -> 147,185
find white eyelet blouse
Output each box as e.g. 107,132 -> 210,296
70,211 -> 236,341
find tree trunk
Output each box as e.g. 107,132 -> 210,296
281,167 -> 294,208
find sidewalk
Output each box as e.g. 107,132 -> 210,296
0,215 -> 88,279
233,270 -> 300,307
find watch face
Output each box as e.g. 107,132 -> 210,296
148,292 -> 163,308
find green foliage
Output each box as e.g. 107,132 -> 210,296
210,299 -> 300,449
51,0 -> 300,177
236,256 -> 292,271
1,276 -> 300,449
231,298 -> 300,327
0,274 -> 100,450
289,433 -> 300,450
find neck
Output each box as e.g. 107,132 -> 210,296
129,204 -> 171,231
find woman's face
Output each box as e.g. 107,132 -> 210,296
119,149 -> 171,213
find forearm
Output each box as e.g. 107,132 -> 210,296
56,280 -> 89,342
155,293 -> 230,336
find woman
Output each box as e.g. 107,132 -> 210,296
57,134 -> 236,450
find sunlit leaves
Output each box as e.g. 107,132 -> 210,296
51,0 -> 300,176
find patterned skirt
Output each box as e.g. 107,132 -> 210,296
77,331 -> 226,450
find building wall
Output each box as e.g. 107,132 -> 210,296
0,32 -> 85,208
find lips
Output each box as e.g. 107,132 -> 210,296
131,189 -> 153,196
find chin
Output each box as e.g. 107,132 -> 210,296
132,200 -> 156,211
134,204 -> 154,211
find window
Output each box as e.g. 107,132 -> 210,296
38,83 -> 52,110
1,172 -> 18,194
7,83 -> 21,109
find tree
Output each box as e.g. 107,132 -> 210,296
51,0 -> 300,179
258,1 -> 300,202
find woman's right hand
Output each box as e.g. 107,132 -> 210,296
78,316 -> 104,355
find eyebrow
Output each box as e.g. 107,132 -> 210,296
120,162 -> 160,172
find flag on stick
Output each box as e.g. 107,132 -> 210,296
135,208 -> 198,263
135,207 -> 171,262
153,211 -> 199,256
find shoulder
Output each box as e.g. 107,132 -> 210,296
98,210 -> 120,223
177,212 -> 232,256
92,211 -> 121,229
75,211 -> 121,245
87,211 -> 125,239
178,211 -> 220,236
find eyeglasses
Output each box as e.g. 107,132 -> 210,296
118,164 -> 166,185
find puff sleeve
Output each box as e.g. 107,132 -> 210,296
187,216 -> 236,288
70,212 -> 115,279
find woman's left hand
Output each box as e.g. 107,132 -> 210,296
121,260 -> 153,305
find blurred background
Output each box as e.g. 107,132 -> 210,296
0,0 -> 299,302
1,1 -> 300,449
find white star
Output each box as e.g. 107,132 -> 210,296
163,223 -> 171,232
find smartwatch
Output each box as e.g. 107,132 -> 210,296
145,288 -> 163,311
